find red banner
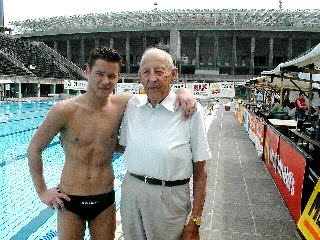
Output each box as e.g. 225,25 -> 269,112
263,126 -> 306,223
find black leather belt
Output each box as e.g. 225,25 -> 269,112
130,173 -> 190,187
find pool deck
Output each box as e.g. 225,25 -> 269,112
0,99 -> 300,240
199,102 -> 298,240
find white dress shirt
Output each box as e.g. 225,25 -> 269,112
119,90 -> 212,181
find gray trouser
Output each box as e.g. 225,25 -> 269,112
120,173 -> 191,240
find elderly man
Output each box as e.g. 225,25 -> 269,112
120,48 -> 212,240
28,47 -> 196,240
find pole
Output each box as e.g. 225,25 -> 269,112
308,73 -> 313,122
279,75 -> 284,107
0,0 -> 4,30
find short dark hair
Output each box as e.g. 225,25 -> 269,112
89,46 -> 122,69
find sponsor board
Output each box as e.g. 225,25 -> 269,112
247,114 -> 265,157
113,82 -> 236,98
116,83 -> 140,94
237,104 -> 244,124
298,179 -> 320,240
191,83 -> 210,99
243,108 -> 250,132
263,126 -> 306,223
64,80 -> 87,90
211,82 -> 235,98
170,83 -> 185,89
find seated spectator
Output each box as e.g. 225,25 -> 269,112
295,92 -> 308,120
283,102 -> 296,119
271,98 -> 282,112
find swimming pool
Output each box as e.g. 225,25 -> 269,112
0,100 -> 126,240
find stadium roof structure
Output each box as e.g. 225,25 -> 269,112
10,9 -> 320,36
262,43 -> 320,75
258,43 -> 320,90
0,34 -> 86,81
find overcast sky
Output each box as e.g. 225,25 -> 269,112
3,0 -> 320,26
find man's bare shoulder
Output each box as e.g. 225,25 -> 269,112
110,92 -> 133,106
49,96 -> 82,118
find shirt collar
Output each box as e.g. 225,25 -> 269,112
136,90 -> 176,112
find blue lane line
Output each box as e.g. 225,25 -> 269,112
0,115 -> 46,124
10,208 -> 55,240
0,127 -> 38,138
0,107 -> 51,117
0,141 -> 60,168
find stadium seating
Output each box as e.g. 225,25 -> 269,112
0,34 -> 85,80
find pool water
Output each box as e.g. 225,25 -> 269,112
0,100 -> 126,240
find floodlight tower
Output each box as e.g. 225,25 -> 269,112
0,0 -> 4,29
279,0 -> 283,9
154,1 -> 158,10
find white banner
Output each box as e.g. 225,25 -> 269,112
210,82 -> 235,98
64,80 -> 87,90
190,83 -> 210,99
116,83 -> 138,94
170,83 -> 186,89
113,82 -> 235,99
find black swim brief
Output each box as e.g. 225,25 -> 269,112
58,189 -> 115,221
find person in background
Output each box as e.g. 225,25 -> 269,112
283,102 -> 296,119
27,47 -> 196,240
310,91 -> 320,114
119,48 -> 212,240
271,98 -> 282,112
295,92 -> 308,120
256,90 -> 263,103
312,105 -> 320,121
283,90 -> 290,107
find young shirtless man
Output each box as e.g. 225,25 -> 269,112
27,47 -> 196,240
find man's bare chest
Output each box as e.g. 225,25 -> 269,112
63,111 -> 122,147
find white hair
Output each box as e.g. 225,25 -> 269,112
139,47 -> 175,70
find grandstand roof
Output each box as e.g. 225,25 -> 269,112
10,9 -> 320,36
0,34 -> 86,81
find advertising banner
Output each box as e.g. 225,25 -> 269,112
243,108 -> 250,132
255,118 -> 265,158
116,83 -> 139,94
264,126 -> 306,223
64,80 -> 87,90
189,83 -> 210,99
171,83 -> 186,89
210,82 -> 235,98
248,113 -> 256,143
248,114 -> 265,157
298,179 -> 320,239
237,104 -> 244,124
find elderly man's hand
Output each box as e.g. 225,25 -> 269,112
174,87 -> 197,119
181,220 -> 200,240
